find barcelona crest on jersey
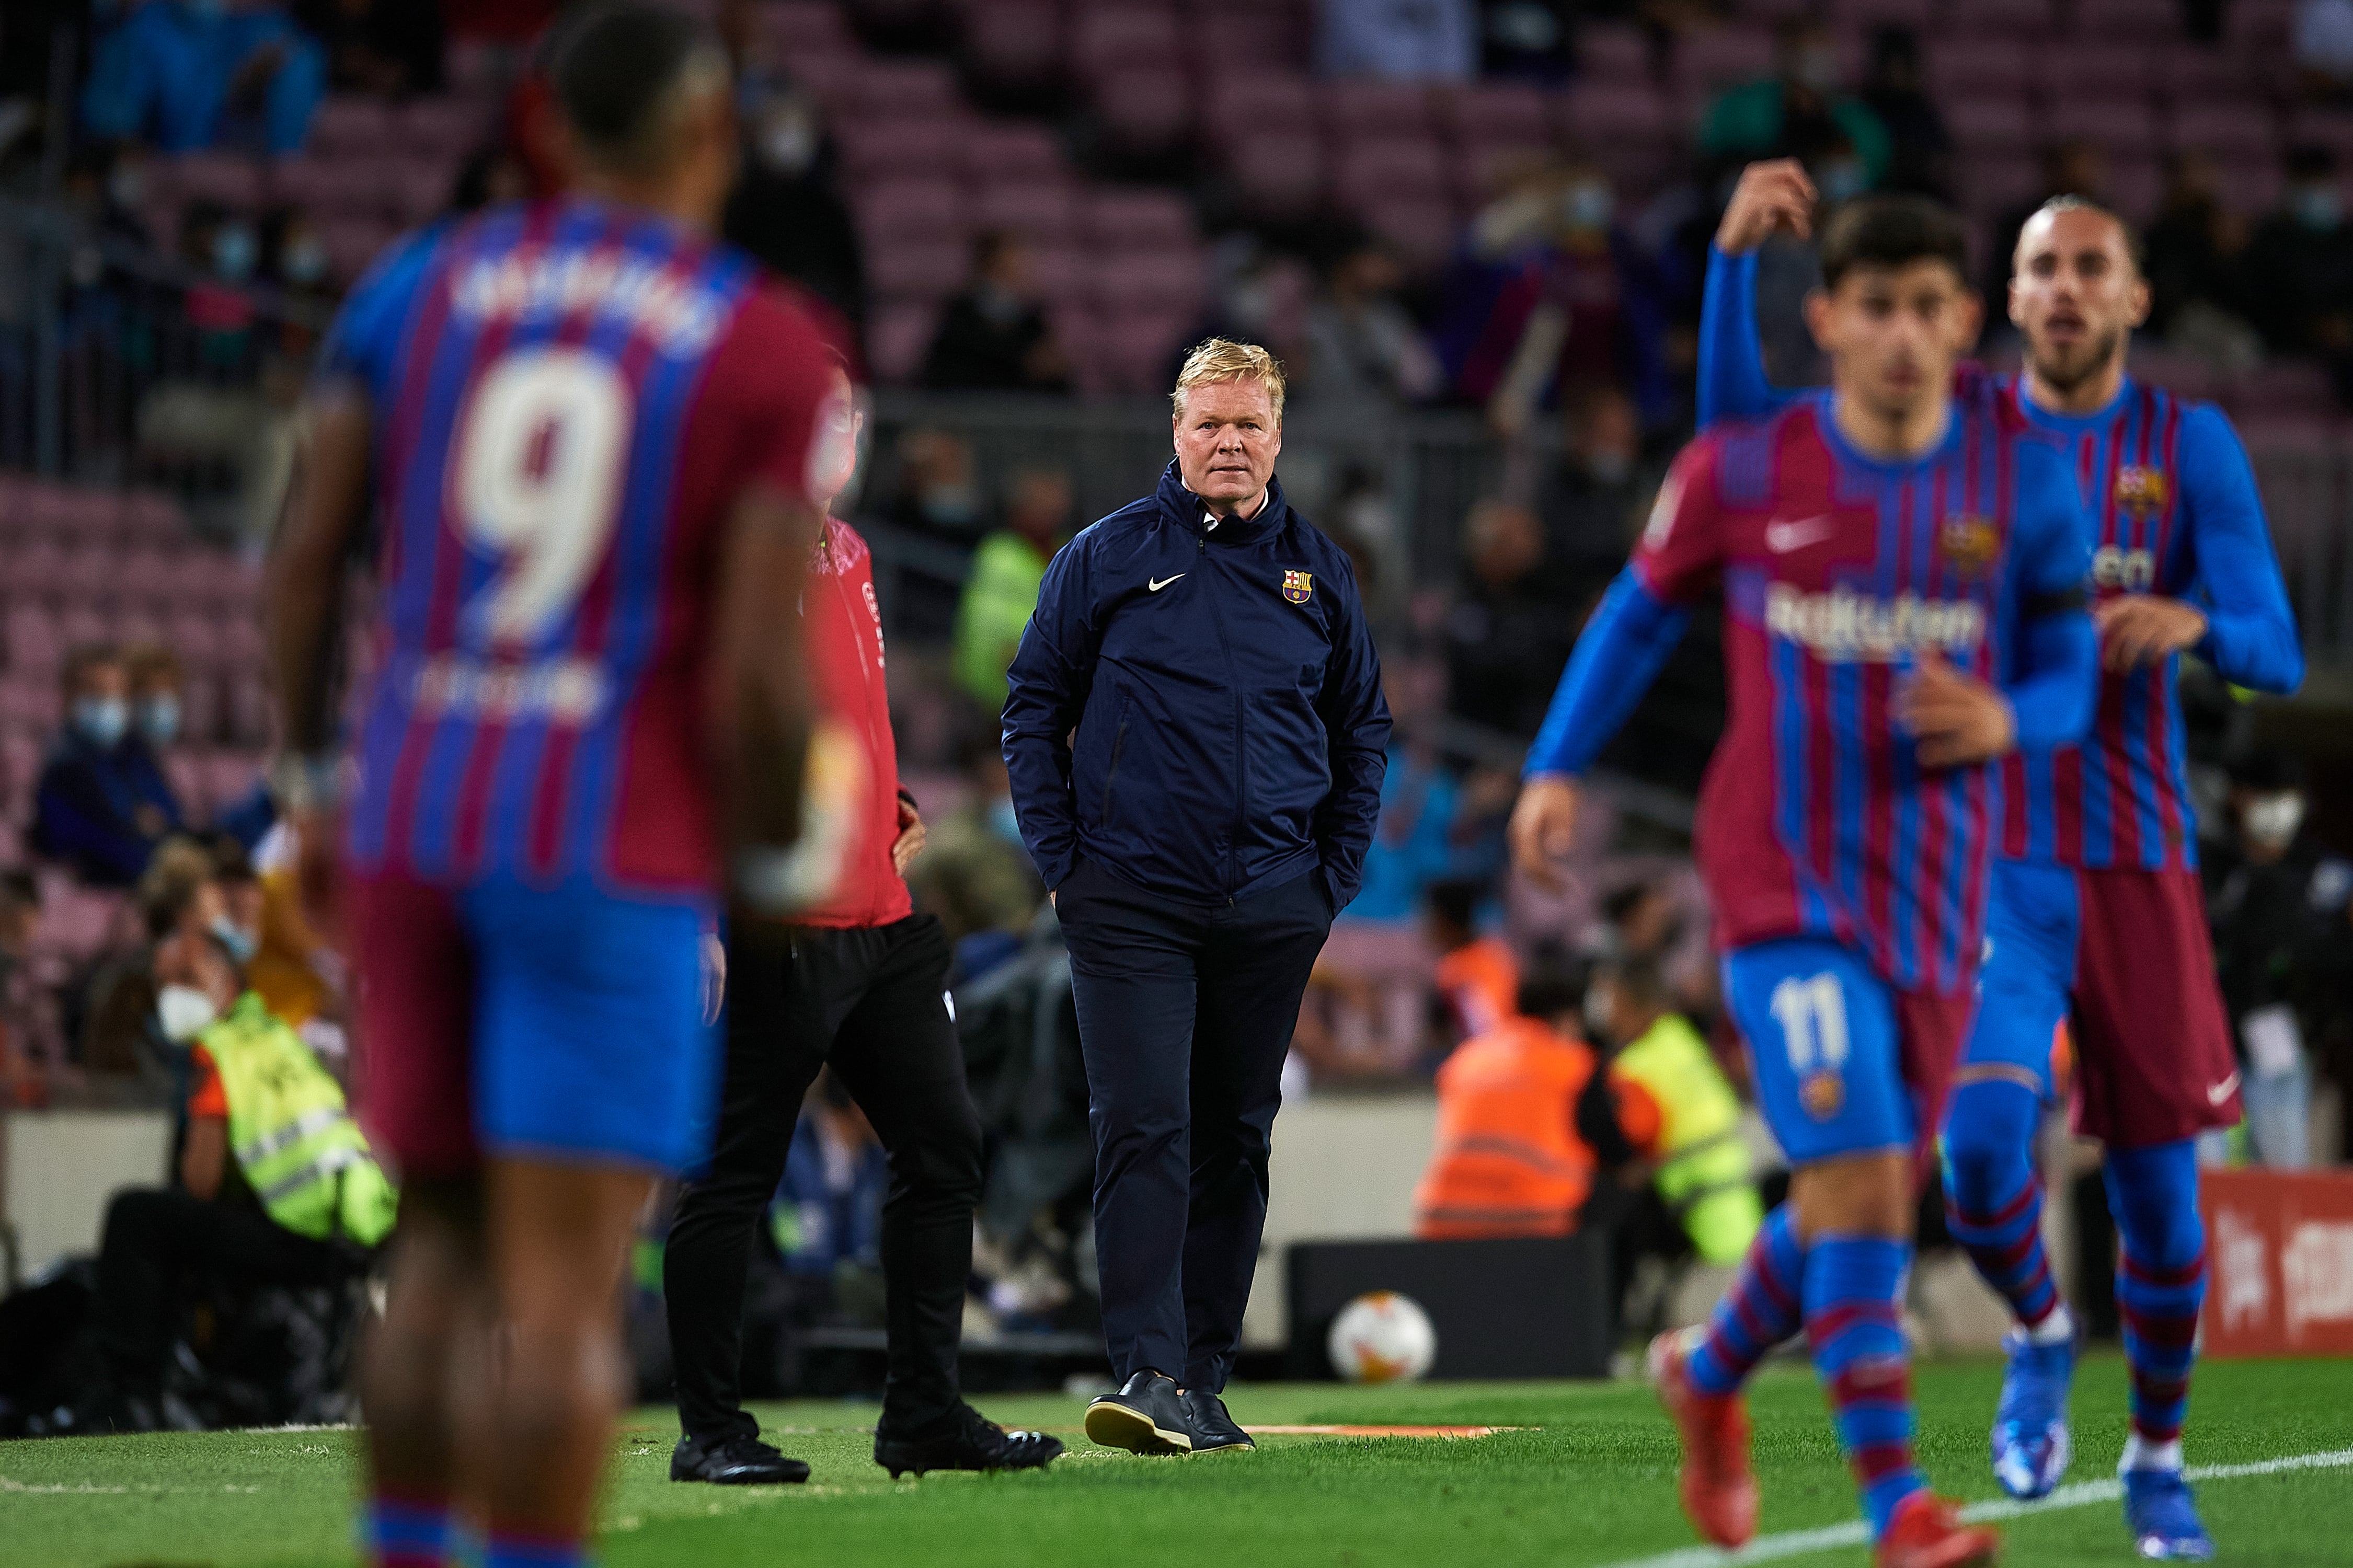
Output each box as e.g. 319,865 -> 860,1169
1937,513 -> 2001,577
1281,569 -> 1314,604
2116,466 -> 2170,516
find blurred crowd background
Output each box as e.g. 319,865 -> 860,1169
2,0 -> 2353,1421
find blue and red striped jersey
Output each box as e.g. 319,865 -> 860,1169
1606,386 -> 2091,995
1996,377 -> 2303,871
316,200 -> 841,897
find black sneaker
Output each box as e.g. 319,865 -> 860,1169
1083,1370 -> 1193,1455
873,1402 -> 1065,1478
670,1428 -> 811,1485
1182,1389 -> 1255,1453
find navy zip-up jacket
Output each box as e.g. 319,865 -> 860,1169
1002,460 -> 1392,910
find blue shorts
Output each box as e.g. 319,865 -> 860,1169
354,871 -> 719,1176
1960,859 -> 2075,1101
1723,938 -> 1915,1167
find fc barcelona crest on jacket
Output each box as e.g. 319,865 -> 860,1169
1281,569 -> 1314,604
2116,466 -> 2170,517
1938,513 -> 2000,577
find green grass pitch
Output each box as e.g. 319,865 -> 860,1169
6,1353 -> 2352,1567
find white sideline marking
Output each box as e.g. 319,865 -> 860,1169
1593,1447 -> 2353,1568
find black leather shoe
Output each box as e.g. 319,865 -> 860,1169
1084,1370 -> 1193,1455
1182,1389 -> 1255,1452
874,1401 -> 1065,1477
670,1429 -> 811,1485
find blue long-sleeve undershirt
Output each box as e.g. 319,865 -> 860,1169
1524,568 -> 1691,778
2008,605 -> 2099,752
2177,404 -> 2304,695
1697,245 -> 1799,428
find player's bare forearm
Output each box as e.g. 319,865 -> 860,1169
268,391 -> 373,756
1897,651 -> 2016,770
710,486 -> 824,851
2092,594 -> 2208,673
1714,159 -> 1816,254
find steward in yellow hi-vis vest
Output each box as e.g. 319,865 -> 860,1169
201,993 -> 398,1246
1414,971 -> 1599,1239
1590,959 -> 1762,1265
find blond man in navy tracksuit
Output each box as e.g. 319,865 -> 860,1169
1002,339 -> 1391,1456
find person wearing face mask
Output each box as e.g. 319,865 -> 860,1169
263,204 -> 335,299
2240,144 -> 2353,398
952,466 -> 1074,710
31,644 -> 186,888
1700,18 -> 1890,193
720,84 -> 866,335
72,839 -> 390,1434
1855,27 -> 1951,201
2205,751 -> 2353,1170
125,643 -> 188,757
664,364 -> 1062,1486
1537,385 -> 1654,606
921,229 -> 1072,394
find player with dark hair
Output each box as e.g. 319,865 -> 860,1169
1511,193 -> 2098,1568
268,6 -> 844,1566
1702,160 -> 2303,1561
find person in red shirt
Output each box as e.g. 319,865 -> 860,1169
661,362 -> 1063,1485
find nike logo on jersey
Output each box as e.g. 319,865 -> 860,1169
1766,516 -> 1837,553
1148,574 -> 1185,592
2208,1071 -> 2241,1106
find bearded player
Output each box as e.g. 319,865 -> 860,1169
1510,196 -> 2097,1568
268,9 -> 844,1567
1702,159 -> 2303,1561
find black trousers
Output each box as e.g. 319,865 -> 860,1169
1058,858 -> 1331,1392
665,913 -> 982,1439
94,1186 -> 353,1391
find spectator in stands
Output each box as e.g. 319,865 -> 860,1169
905,732 -> 1044,952
1428,877 -> 1517,1045
721,83 -> 865,337
921,230 -> 1071,394
82,0 -> 327,156
1315,0 -> 1478,80
2241,145 -> 2353,400
31,645 -> 184,888
1856,27 -> 1951,201
953,467 -> 1071,711
1536,384 -> 1650,607
261,204 -> 334,307
1444,499 -> 1574,738
293,0 -> 445,97
449,143 -> 531,214
2297,0 -> 2353,100
2146,153 -> 2262,371
2206,752 -> 2353,1169
125,644 -> 186,756
1480,1 -> 1573,82
1340,734 -> 1461,927
1700,18 -> 1891,191
1984,140 -> 2109,326
0,870 -> 55,1109
1298,236 -> 1444,414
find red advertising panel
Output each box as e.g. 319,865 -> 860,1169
2201,1167 -> 2353,1358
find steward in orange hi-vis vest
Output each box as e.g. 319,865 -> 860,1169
1414,1014 -> 1598,1238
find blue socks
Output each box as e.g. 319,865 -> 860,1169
2107,1139 -> 2205,1463
1688,1205 -> 1807,1396
1804,1235 -> 1925,1540
364,1495 -> 453,1568
1944,1079 -> 2065,1332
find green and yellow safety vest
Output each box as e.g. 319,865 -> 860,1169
1612,1012 -> 1762,1265
201,994 -> 398,1247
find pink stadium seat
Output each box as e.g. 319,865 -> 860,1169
1451,141 -> 1557,206
1085,190 -> 1197,251
2105,154 -> 2163,222
1436,84 -> 1551,147
2126,349 -> 2217,400
2047,98 -> 2161,153
958,2 -> 1064,94
55,545 -> 108,607
957,121 -> 1068,183
122,492 -> 186,547
1322,81 -> 1437,142
1947,0 -> 2056,36
164,609 -> 223,671
1186,2 -> 1306,71
1227,133 -> 1326,217
865,241 -> 969,304
1093,66 -> 1193,156
216,618 -> 266,674
2153,44 -> 2243,103
854,61 -> 966,120
205,750 -> 266,807
2226,0 -> 2299,53
1956,152 -> 2044,218
383,158 -> 453,226
179,674 -> 221,747
111,609 -> 164,652
320,217 -> 396,284
398,97 -> 490,161
1925,38 -> 2029,101
163,748 -> 208,819
854,180 -> 969,247
2213,153 -> 2286,217
1361,197 -> 1460,276
1946,97 -> 2038,155
309,96 -> 396,157
163,152 -> 266,214
2029,41 -> 2156,102
1577,24 -> 1649,83
1202,73 -> 1316,142
1673,26 -> 1776,96
1070,6 -> 1180,76
1558,82 -> 1674,149
3,603 -> 61,676
2232,360 -> 2335,413
13,538 -> 66,603
57,606 -> 107,653
2171,103 -> 2278,163
1089,252 -> 1205,316
972,180 -> 1081,235
1024,243 -> 1086,311
265,156 -> 349,216
764,0 -> 855,54
837,120 -> 966,180
2073,0 -> 2183,37
783,47 -> 865,110
1839,0 -> 1933,27
1333,140 -> 1449,210
1094,311 -> 1194,396
2291,111 -> 2353,162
